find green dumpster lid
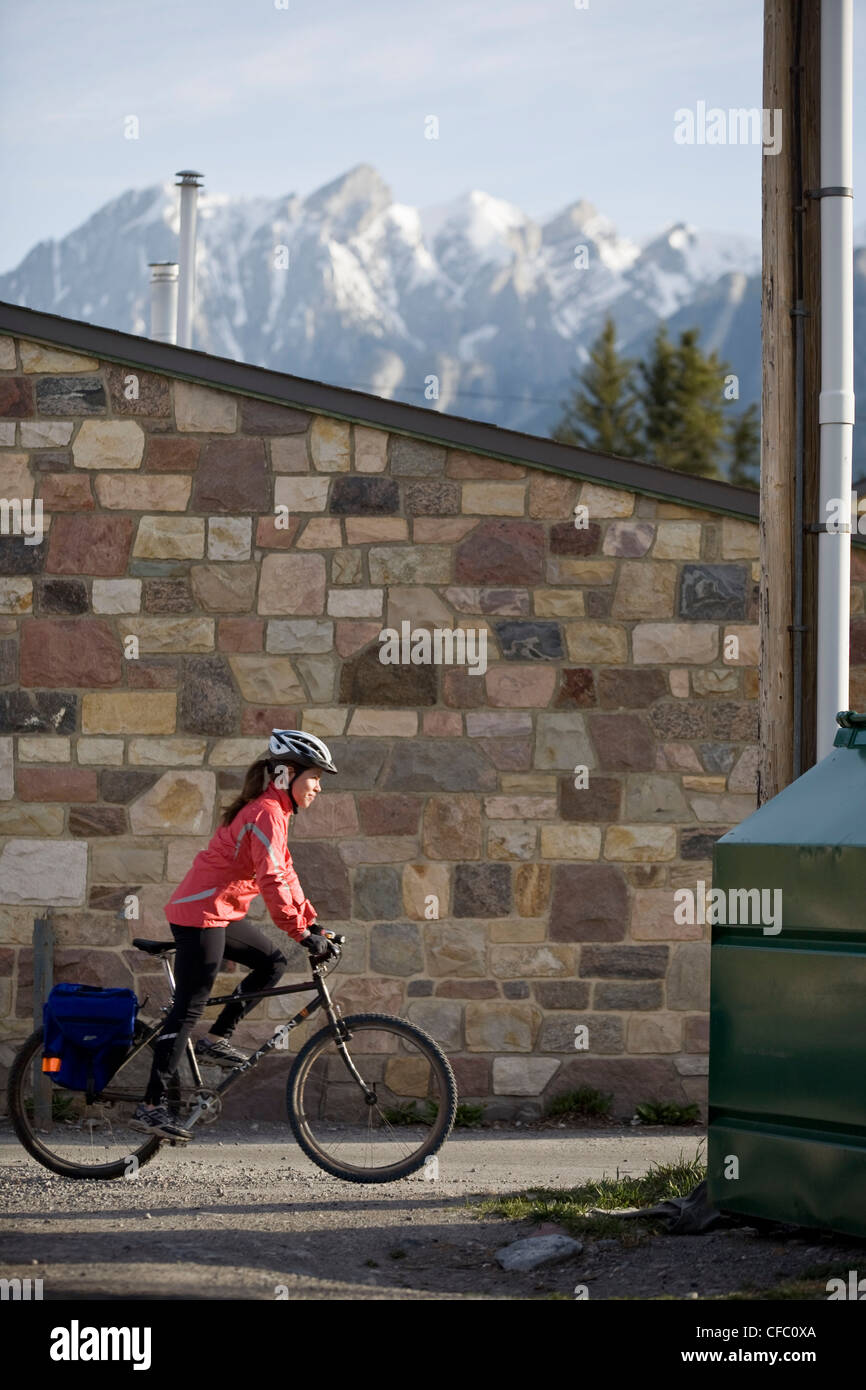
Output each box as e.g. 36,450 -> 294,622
717,710 -> 866,847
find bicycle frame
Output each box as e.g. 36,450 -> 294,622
104,945 -> 353,1130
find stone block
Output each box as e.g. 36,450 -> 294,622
465,1002 -> 540,1052
492,1057 -> 560,1095
258,553 -> 326,615
549,863 -> 628,942
35,376 -> 105,416
94,474 -> 190,510
390,437 -> 446,476
405,999 -> 463,1049
0,802 -> 64,835
193,438 -> 269,512
580,483 -> 634,517
588,713 -> 655,771
653,522 -> 701,559
266,619 -> 333,654
274,475 -> 330,512
73,420 -> 144,469
124,616 -> 214,652
604,824 -> 676,861
535,589 -> 586,618
38,473 -> 94,510
456,520 -> 544,585
353,866 -> 403,920
353,425 -> 388,472
423,794 -> 482,859
309,417 -> 350,471
487,822 -> 537,860
485,666 -> 556,707
189,564 -> 257,613
0,838 -> 87,904
20,343 -> 98,373
370,921 -> 424,975
632,622 -> 718,664
91,579 -> 142,613
461,482 -> 525,515
20,618 -> 122,687
47,515 -> 134,576
368,545 -> 450,585
453,862 -> 511,916
329,476 -> 399,515
133,516 -> 205,560
721,518 -> 759,558
228,655 -> 305,704
624,774 -> 690,821
81,692 -> 176,735
534,711 -> 595,771
422,922 -> 486,978
208,517 -> 252,561
347,710 -> 416,738
383,742 -> 496,792
603,521 -> 654,556
129,770 -> 216,835
18,735 -> 71,763
179,655 -> 241,735
539,825 -> 602,859
174,381 -> 237,432
564,622 -> 627,664
679,564 -> 748,620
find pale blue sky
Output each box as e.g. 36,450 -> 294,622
1,0 -> 863,273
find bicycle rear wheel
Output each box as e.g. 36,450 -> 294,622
7,1023 -> 164,1179
286,1012 -> 457,1183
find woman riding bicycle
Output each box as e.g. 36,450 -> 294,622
131,729 -> 337,1142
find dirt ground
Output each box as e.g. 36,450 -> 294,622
1,1121 -> 863,1301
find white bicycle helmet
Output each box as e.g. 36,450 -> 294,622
268,729 -> 338,775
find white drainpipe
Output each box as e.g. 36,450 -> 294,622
816,0 -> 855,759
148,262 -> 179,343
175,170 -> 204,348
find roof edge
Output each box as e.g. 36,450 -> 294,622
0,299 -> 760,520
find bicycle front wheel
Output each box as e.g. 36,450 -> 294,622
286,1012 -> 457,1183
7,1024 -> 163,1180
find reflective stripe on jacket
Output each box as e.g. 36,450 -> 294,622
165,782 -> 316,941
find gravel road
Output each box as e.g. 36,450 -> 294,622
2,1123 -> 861,1300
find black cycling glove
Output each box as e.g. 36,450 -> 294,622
302,930 -> 331,960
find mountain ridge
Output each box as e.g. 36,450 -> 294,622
2,163 -> 862,472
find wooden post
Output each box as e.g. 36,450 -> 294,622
759,0 -> 822,800
799,2 -> 823,773
32,914 -> 54,1130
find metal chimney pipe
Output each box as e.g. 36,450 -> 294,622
815,0 -> 855,759
175,170 -> 204,349
148,262 -> 179,343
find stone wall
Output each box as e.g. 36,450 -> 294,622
1,330 -> 861,1120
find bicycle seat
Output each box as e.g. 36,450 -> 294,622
131,938 -> 176,956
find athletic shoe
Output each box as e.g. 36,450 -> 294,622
129,1103 -> 192,1142
195,1036 -> 248,1068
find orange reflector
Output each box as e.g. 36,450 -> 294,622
41,1057 -> 62,1073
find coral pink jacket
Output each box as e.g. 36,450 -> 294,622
165,782 -> 317,941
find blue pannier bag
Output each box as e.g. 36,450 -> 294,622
42,984 -> 139,1099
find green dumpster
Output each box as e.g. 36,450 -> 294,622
707,710 -> 866,1238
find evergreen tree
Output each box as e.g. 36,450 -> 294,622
638,325 -> 681,466
554,319 -> 746,484
553,318 -> 641,457
638,327 -> 727,478
727,402 -> 760,488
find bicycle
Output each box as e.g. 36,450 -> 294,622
7,929 -> 457,1185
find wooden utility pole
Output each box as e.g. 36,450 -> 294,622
759,0 -> 822,802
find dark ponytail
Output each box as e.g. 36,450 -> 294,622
221,756 -> 299,827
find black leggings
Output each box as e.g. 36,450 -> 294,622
145,920 -> 288,1105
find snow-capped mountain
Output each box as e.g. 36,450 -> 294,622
3,162 -> 861,470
